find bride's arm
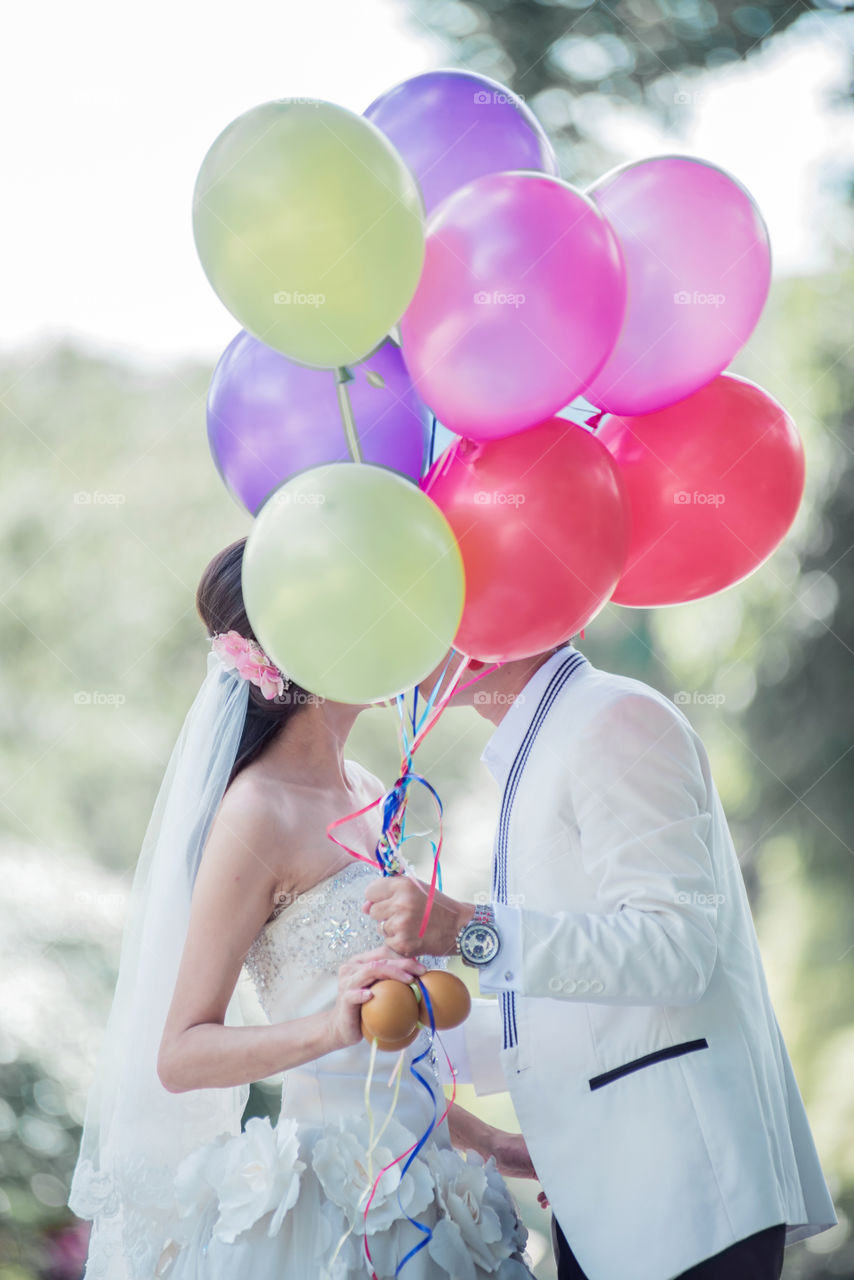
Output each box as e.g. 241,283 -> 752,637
157,784 -> 423,1094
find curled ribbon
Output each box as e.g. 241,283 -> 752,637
362,985 -> 458,1279
325,653 -> 495,1276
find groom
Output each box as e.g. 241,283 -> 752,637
363,640 -> 837,1280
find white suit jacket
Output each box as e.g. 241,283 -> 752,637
452,643 -> 836,1280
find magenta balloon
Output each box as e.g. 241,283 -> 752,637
207,334 -> 429,514
584,155 -> 771,416
364,69 -> 558,215
399,172 -> 627,441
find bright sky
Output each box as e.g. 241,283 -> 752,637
3,1 -> 851,366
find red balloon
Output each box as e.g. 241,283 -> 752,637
422,418 -> 629,661
597,373 -> 804,607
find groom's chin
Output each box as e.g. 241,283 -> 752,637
417,654 -> 486,705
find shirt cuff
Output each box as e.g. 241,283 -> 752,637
475,903 -> 523,993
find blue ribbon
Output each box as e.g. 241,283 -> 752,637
393,985 -> 439,1275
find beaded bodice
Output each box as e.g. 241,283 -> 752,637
242,860 -> 388,1019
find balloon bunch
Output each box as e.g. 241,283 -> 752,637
194,68 -> 803,699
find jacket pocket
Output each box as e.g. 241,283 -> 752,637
589,1037 -> 708,1091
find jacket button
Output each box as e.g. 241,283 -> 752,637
576,979 -> 590,994
590,980 -> 604,993
563,979 -> 577,994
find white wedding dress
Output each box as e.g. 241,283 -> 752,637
160,859 -> 534,1280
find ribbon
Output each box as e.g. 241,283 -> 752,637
325,1038 -> 407,1278
362,986 -> 459,1279
324,654 -> 496,1277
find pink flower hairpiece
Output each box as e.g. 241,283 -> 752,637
210,630 -> 291,701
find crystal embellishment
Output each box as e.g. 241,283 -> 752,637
323,917 -> 357,951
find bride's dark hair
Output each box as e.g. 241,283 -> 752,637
196,536 -> 312,789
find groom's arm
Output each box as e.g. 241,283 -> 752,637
477,692 -> 719,1006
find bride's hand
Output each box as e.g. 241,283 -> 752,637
328,947 -> 426,1050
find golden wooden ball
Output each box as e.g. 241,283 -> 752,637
416,970 -> 471,1030
371,1025 -> 421,1052
361,978 -> 420,1044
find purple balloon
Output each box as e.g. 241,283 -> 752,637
208,334 -> 430,514
364,69 -> 558,216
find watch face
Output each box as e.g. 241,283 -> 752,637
460,922 -> 500,965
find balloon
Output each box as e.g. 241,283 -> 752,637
208,334 -> 430,514
400,172 -> 627,440
423,418 -> 629,661
364,69 -> 558,215
193,100 -> 425,369
584,156 -> 771,416
242,463 -> 465,704
597,374 -> 804,607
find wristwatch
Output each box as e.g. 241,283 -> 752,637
455,902 -> 501,967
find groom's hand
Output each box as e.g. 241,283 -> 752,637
362,875 -> 475,957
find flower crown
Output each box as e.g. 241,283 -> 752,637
210,630 -> 291,700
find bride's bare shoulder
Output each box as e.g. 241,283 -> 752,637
214,770 -> 300,844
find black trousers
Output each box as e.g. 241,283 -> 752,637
551,1215 -> 787,1280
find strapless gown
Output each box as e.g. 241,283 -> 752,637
162,860 -> 534,1280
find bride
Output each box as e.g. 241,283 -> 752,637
67,536 -> 537,1280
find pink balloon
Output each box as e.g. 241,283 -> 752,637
584,156 -> 771,417
399,171 -> 626,441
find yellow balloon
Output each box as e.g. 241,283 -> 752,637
193,100 -> 425,369
242,465 -> 465,704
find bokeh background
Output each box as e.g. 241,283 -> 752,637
2,1 -> 853,1277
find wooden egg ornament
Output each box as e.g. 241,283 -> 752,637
372,1026 -> 421,1052
416,970 -> 471,1030
361,978 -> 420,1045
